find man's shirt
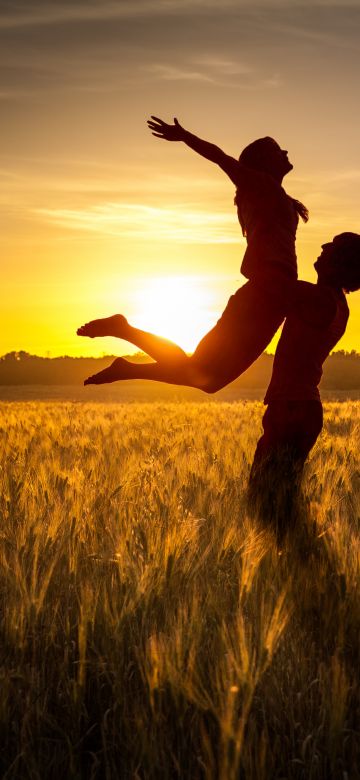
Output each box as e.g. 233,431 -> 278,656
265,281 -> 349,403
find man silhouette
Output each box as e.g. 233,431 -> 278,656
248,232 -> 360,537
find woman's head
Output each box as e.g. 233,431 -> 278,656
315,233 -> 360,292
235,137 -> 308,235
239,137 -> 293,182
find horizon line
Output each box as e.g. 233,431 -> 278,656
1,349 -> 360,361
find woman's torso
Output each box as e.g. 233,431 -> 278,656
235,167 -> 299,282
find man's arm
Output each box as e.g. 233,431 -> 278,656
147,116 -> 241,185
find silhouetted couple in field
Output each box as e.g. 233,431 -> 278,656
77,117 -> 360,535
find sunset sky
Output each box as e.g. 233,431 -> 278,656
2,0 -> 360,357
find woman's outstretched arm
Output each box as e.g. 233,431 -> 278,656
147,116 -> 240,185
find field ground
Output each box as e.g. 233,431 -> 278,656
0,383 -> 359,403
0,400 -> 359,779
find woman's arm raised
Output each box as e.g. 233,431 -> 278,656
147,116 -> 240,185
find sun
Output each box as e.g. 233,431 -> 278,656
131,276 -> 217,353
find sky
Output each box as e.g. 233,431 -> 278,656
1,0 -> 360,357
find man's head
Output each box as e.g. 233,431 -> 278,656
239,137 -> 293,182
315,233 -> 360,293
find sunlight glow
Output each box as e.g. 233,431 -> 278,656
131,276 -> 218,352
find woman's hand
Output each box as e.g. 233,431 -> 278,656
147,116 -> 185,141
147,116 -> 238,183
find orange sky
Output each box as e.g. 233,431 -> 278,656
1,1 -> 360,357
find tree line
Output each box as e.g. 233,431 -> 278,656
1,351 -> 359,390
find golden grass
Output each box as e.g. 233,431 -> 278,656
0,400 -> 359,779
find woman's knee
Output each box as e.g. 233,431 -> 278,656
193,369 -> 226,394
204,378 -> 225,394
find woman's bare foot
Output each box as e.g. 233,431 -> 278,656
77,314 -> 129,339
84,357 -> 134,385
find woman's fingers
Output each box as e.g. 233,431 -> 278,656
148,124 -> 166,134
147,115 -> 181,141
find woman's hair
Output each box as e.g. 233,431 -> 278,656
239,136 -> 278,172
235,136 -> 309,236
333,233 -> 360,292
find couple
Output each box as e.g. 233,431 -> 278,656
78,117 -> 360,526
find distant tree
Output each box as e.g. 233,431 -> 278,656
3,352 -> 18,362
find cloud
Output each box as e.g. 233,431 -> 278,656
265,16 -> 360,50
1,0 -> 359,35
147,65 -> 215,84
147,59 -> 280,90
194,57 -> 253,75
322,169 -> 360,184
35,202 -> 243,244
0,1 -> 174,29
1,1 -> 358,94
1,0 -> 359,30
0,1 -> 263,29
0,55 -> 279,100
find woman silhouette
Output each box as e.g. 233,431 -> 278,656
78,117 -> 308,390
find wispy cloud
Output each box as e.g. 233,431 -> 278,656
35,202 -> 242,244
0,1 -> 174,29
1,0 -> 357,102
149,57 -> 254,84
195,57 -> 253,75
1,0 -> 359,30
265,16 -> 360,50
321,169 -> 360,184
0,1 -> 256,29
147,65 -> 215,84
147,59 -> 280,89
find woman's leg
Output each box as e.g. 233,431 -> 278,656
187,280 -> 287,392
77,314 -> 187,363
83,311 -> 255,390
84,282 -> 287,391
84,355 -> 206,388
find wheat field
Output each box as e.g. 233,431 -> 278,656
0,400 -> 359,779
